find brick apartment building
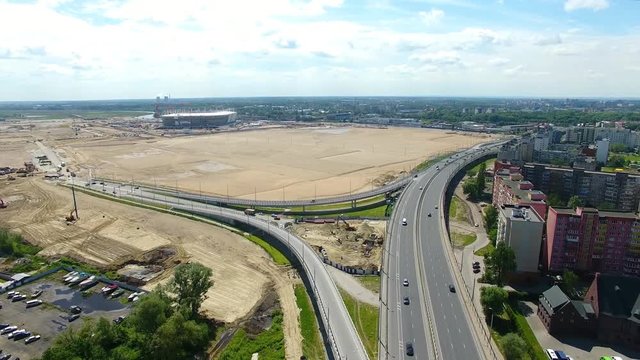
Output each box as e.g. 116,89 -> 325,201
546,207 -> 640,276
522,164 -> 640,212
537,285 -> 596,337
493,169 -> 548,220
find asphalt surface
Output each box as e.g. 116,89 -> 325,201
81,180 -> 369,360
381,142 -> 504,360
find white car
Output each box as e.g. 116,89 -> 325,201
401,218 -> 407,226
402,278 -> 409,287
545,349 -> 558,360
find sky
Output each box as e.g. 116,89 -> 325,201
0,0 -> 639,101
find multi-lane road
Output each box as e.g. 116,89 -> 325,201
382,143 -> 502,359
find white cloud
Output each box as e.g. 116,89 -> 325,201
532,34 -> 562,46
503,64 -> 523,76
419,8 -> 445,26
488,57 -> 511,66
410,51 -> 462,66
564,0 -> 609,12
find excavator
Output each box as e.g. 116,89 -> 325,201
0,198 -> 6,209
337,215 -> 356,231
65,209 -> 76,223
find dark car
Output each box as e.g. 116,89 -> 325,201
473,268 -> 481,274
406,342 -> 414,356
427,213 -> 432,217
68,314 -> 80,322
449,284 -> 456,293
113,316 -> 126,325
473,261 -> 480,266
69,305 -> 82,314
403,297 -> 410,305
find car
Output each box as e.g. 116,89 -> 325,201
30,290 -> 43,299
1,326 -> 18,335
448,284 -> 456,293
403,296 -> 410,305
475,223 -> 479,227
25,334 -> 41,344
68,314 -> 80,322
0,354 -> 11,360
401,218 -> 407,225
7,329 -> 26,339
402,278 -> 409,287
12,331 -> 31,341
11,295 -> 26,302
473,261 -> 480,266
472,263 -> 481,269
473,268 -> 481,274
405,342 -> 414,356
111,289 -> 125,299
555,350 -> 569,360
69,305 -> 82,314
113,316 -> 126,325
0,323 -> 9,329
434,205 -> 438,209
6,291 -> 16,299
419,186 -> 423,190
427,213 -> 431,217
413,174 -> 418,178
546,349 -> 558,360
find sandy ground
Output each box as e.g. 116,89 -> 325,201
54,124 -> 490,200
292,220 -> 386,269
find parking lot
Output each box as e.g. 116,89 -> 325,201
1,274 -> 135,359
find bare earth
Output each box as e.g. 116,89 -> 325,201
52,123 -> 489,200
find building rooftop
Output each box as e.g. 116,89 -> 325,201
593,274 -> 640,323
540,285 -> 570,315
551,207 -> 639,219
500,204 -> 544,223
496,171 -> 546,205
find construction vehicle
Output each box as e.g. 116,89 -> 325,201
0,198 -> 6,208
244,208 -> 256,216
7,175 -> 15,181
65,209 -> 76,223
337,216 -> 356,231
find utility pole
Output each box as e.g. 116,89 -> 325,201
71,178 -> 79,220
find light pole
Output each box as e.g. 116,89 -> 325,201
489,307 -> 495,329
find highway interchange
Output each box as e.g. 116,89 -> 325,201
76,140 -> 504,360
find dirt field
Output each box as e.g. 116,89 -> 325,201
0,178 -> 297,326
71,126 -> 487,200
292,220 -> 386,269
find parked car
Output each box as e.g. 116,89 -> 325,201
111,289 -> 125,299
69,305 -> 82,314
25,299 -> 42,308
1,326 -> 17,335
68,314 -> 80,322
473,268 -> 481,274
12,331 -> 31,341
11,295 -> 26,302
113,316 -> 126,325
25,334 -> 41,344
448,284 -> 456,293
30,290 -> 43,299
7,329 -> 26,339
0,324 -> 10,329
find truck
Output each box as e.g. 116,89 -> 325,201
244,208 -> 256,216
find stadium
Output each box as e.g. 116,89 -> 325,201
161,111 -> 237,128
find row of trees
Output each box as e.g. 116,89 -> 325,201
483,205 -> 498,245
40,262 -> 214,360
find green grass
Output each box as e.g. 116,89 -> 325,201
474,243 -> 495,257
230,194 -> 388,214
218,311 -> 285,360
294,285 -> 325,360
601,166 -> 627,173
244,235 -> 290,266
451,231 -> 477,248
355,275 -> 381,293
505,302 -> 547,360
339,288 -> 379,360
448,196 -> 471,223
415,152 -> 455,172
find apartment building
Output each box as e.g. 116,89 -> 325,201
493,169 -> 548,220
523,164 -> 640,212
546,207 -> 640,276
497,205 -> 545,272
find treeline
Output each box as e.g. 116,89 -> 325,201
39,263 -> 214,360
422,109 -> 640,126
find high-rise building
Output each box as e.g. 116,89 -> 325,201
497,205 -> 545,272
545,207 -> 640,276
493,169 -> 548,219
596,139 -> 610,164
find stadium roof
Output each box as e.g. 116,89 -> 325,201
162,111 -> 236,117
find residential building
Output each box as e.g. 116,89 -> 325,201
493,169 -> 548,220
545,207 -> 640,276
596,139 -> 610,164
595,127 -> 640,149
534,134 -> 550,151
497,205 -> 545,272
584,273 -> 640,351
537,285 -> 596,336
523,164 -> 640,212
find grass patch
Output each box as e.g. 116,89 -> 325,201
226,194 -> 388,213
339,288 -> 379,360
448,196 -> 471,224
294,285 -> 325,360
474,243 -> 495,257
244,235 -> 290,266
218,311 -> 285,360
355,275 -> 381,293
601,166 -> 627,173
415,152 -> 454,172
451,231 -> 477,248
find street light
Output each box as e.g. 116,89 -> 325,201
488,307 -> 495,329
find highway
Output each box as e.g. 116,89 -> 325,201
78,180 -> 369,360
381,142 -> 502,359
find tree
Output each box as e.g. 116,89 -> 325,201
476,162 -> 486,195
151,312 -> 209,360
610,143 -> 627,153
480,286 -> 508,315
128,291 -> 172,334
463,178 -> 479,199
567,195 -> 584,209
169,262 -> 214,317
501,333 -> 528,360
546,193 -> 563,207
483,205 -> 498,231
562,270 -> 580,298
484,242 -> 517,286
608,154 -> 627,168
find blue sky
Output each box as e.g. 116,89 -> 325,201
0,0 -> 639,100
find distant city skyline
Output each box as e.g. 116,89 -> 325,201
1,0 -> 639,101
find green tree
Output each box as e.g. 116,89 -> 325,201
476,162 -> 486,195
562,270 -> 580,298
480,286 -> 509,315
485,242 -> 517,286
500,333 -> 528,360
128,291 -> 172,334
608,154 -> 627,168
610,143 -> 627,153
169,262 -> 214,317
567,195 -> 584,209
483,205 -> 498,231
151,312 -> 209,360
546,193 -> 563,207
462,179 -> 478,198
